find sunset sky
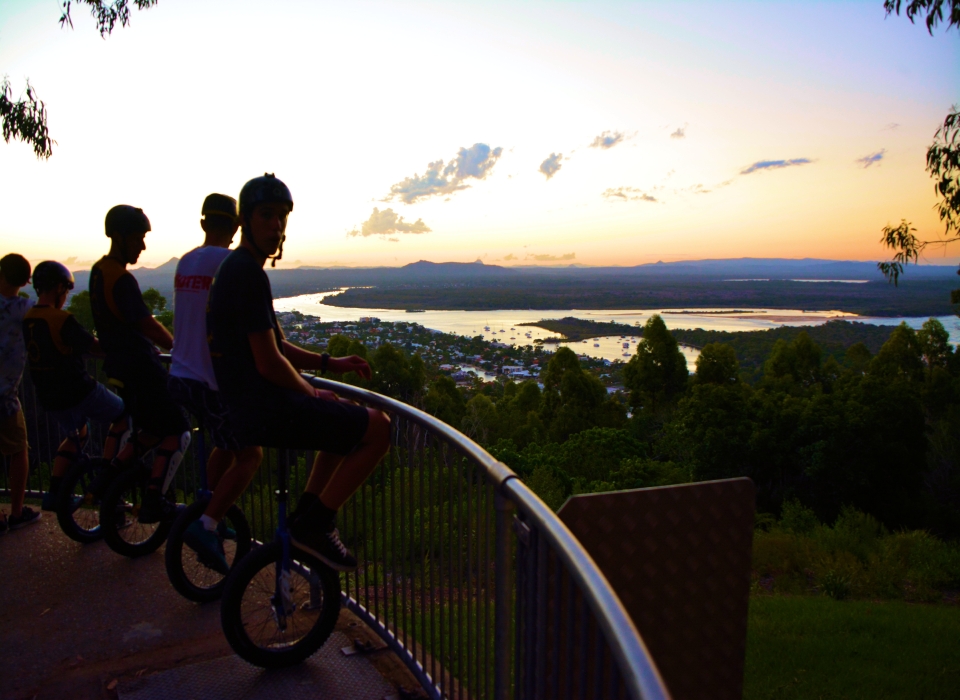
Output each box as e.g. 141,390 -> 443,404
0,0 -> 957,269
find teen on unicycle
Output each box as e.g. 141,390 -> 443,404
165,193 -> 261,583
22,261 -> 130,538
89,205 -> 191,532
207,174 -> 390,571
208,174 -> 390,665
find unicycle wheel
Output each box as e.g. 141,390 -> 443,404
56,458 -> 112,543
165,498 -> 252,603
99,467 -> 173,558
220,541 -> 341,668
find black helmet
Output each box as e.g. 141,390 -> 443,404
33,261 -> 75,294
105,205 -> 151,238
201,193 -> 238,222
238,173 -> 293,219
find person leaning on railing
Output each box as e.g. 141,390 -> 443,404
89,205 -> 191,524
167,193 -> 264,573
22,261 -> 131,513
0,253 -> 40,533
206,174 -> 391,571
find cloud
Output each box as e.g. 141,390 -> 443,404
387,237 -> 400,242
503,253 -> 517,261
883,123 -> 900,131
385,143 -> 503,204
347,207 -> 431,238
526,253 -> 576,262
602,187 -> 658,202
540,153 -> 563,179
670,127 -> 685,139
856,149 -> 886,168
590,130 -> 625,149
740,158 -> 813,175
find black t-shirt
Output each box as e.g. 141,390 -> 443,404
23,306 -> 97,410
89,256 -> 159,378
207,247 -> 286,411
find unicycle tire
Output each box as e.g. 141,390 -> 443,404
99,467 -> 173,558
220,541 -> 341,668
165,499 -> 252,603
56,457 -> 113,543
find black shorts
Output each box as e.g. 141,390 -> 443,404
167,375 -> 242,451
227,390 -> 370,456
110,362 -> 189,439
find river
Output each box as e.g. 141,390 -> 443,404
274,290 -> 960,366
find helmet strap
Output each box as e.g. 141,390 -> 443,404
241,224 -> 285,267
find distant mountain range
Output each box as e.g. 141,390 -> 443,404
66,257 -> 958,305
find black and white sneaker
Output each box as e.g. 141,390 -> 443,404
290,525 -> 358,572
8,506 -> 42,530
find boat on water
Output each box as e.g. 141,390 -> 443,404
623,342 -> 630,348
405,309 -> 425,313
593,343 -> 600,347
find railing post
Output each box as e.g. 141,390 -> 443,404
494,484 -> 516,700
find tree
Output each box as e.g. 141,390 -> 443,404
623,314 -> 688,413
694,343 -> 740,385
2,1 -> 157,158
368,342 -> 424,403
141,287 -> 166,314
878,2 -> 959,286
66,290 -> 94,331
916,318 -> 953,370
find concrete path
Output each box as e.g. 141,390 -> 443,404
0,514 -> 421,700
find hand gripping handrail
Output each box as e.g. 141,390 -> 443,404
304,374 -> 670,700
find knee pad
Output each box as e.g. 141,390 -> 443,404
157,431 -> 191,494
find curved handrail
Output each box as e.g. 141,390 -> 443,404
305,374 -> 670,700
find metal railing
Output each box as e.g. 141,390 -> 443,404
3,367 -> 670,700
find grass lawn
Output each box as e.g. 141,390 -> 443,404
744,596 -> 960,700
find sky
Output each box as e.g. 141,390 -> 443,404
0,0 -> 957,269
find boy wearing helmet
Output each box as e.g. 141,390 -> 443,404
90,206 -> 190,523
207,174 -> 390,571
167,194 -> 263,573
0,253 -> 39,531
23,261 -> 130,511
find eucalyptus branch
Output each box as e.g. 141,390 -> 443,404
0,78 -> 54,159
60,0 -> 159,38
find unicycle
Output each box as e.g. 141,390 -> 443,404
220,449 -> 341,668
54,423 -> 134,543
98,437 -> 177,558
165,422 -> 252,603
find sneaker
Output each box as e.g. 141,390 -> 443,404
217,520 -> 237,541
8,507 -> 42,530
183,520 -> 229,574
138,491 -> 180,524
290,524 -> 357,572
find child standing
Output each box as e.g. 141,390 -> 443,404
0,253 -> 40,532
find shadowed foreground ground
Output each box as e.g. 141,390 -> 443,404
0,514 -> 419,700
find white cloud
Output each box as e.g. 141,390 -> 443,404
670,126 -> 685,139
539,152 -> 563,180
602,187 -> 657,202
856,149 -> 886,168
347,207 -> 431,238
590,130 -> 625,149
385,143 -> 503,204
526,252 -> 575,261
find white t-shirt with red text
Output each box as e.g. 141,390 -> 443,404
170,245 -> 231,389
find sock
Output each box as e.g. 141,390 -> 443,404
200,514 -> 218,532
294,492 -> 336,532
147,476 -> 164,493
48,476 -> 62,495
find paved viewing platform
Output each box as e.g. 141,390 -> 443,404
0,515 -> 420,700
